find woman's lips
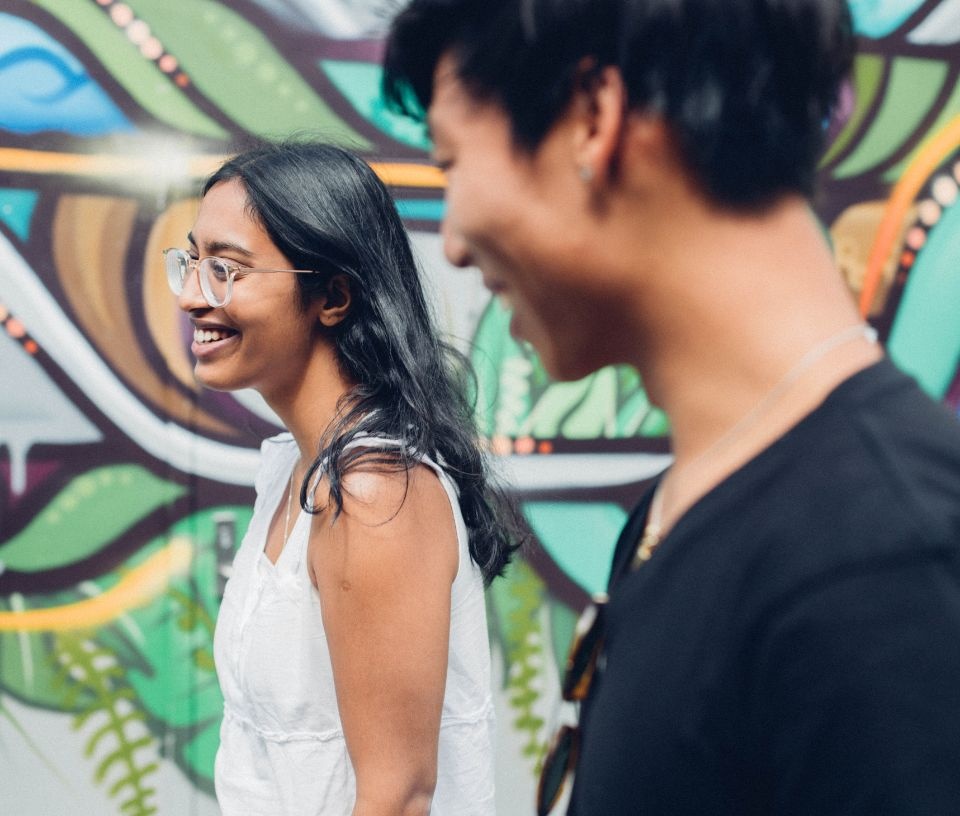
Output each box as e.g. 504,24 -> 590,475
191,325 -> 239,358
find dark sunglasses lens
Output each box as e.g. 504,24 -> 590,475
537,725 -> 578,816
562,597 -> 606,700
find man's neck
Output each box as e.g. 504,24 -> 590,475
623,194 -> 882,531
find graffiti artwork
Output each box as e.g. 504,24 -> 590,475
0,0 -> 958,813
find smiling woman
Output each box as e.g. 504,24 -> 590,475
168,140 -> 521,816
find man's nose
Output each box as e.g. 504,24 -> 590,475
441,218 -> 472,269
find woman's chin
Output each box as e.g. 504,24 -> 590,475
193,364 -> 238,393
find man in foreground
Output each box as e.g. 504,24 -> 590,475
383,1 -> 960,813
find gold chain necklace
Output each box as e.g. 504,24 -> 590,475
632,322 -> 877,569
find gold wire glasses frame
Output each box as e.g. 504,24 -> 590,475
163,247 -> 326,308
536,592 -> 609,816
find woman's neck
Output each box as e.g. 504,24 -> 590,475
262,348 -> 356,464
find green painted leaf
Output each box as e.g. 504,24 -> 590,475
123,507 -> 251,731
639,409 -> 671,436
128,0 -> 369,146
884,78 -> 960,182
471,299 -> 534,436
178,716 -> 221,785
834,56 -> 948,179
822,54 -> 885,168
0,466 -> 185,572
471,299 -> 667,439
29,0 -> 228,138
561,369 -> 619,437
520,377 -> 595,437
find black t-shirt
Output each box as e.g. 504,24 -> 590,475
570,359 -> 960,815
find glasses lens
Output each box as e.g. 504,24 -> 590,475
198,258 -> 232,307
164,249 -> 189,295
537,724 -> 579,816
562,593 -> 608,701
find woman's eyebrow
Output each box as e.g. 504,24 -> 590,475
186,231 -> 255,258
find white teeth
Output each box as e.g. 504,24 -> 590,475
194,328 -> 232,344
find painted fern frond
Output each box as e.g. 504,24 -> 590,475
502,562 -> 548,767
168,584 -> 216,672
52,632 -> 159,816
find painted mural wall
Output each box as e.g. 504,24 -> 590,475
0,0 -> 958,813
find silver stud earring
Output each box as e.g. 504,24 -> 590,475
578,165 -> 594,182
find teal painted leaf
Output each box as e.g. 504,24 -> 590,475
522,502 -> 625,595
0,189 -> 39,240
888,197 -> 960,399
848,0 -> 927,38
321,60 -> 431,150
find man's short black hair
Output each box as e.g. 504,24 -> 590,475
383,0 -> 855,209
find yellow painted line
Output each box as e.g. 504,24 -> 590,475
0,539 -> 194,632
0,148 -> 446,190
0,147 -> 222,180
369,162 -> 446,189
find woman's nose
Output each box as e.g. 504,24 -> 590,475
176,263 -> 207,312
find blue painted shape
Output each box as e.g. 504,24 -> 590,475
522,501 -> 627,595
0,13 -> 133,136
394,199 -> 445,221
848,0 -> 928,38
888,198 -> 960,399
0,189 -> 39,240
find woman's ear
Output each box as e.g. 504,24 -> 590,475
316,273 -> 352,327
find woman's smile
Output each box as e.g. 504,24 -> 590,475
191,322 -> 240,359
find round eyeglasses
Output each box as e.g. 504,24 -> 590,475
163,247 -> 326,308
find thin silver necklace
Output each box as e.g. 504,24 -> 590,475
283,464 -> 299,547
633,322 -> 878,569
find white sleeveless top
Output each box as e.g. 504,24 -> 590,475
213,433 -> 496,815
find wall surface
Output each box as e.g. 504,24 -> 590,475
0,1 -> 958,814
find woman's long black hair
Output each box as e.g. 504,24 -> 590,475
203,140 -> 520,582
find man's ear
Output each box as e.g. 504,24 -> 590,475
572,64 -> 629,184
316,273 -> 352,327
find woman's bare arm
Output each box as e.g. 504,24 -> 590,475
310,463 -> 459,816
